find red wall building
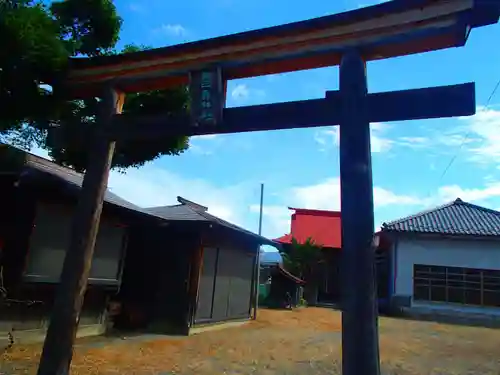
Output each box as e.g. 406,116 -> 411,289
275,208 -> 342,250
274,208 -> 343,305
274,207 -> 390,306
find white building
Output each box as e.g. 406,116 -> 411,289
381,198 -> 500,317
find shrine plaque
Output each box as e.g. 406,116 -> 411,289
189,68 -> 224,127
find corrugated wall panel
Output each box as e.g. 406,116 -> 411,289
227,250 -> 254,318
211,247 -> 231,321
195,245 -> 256,323
195,247 -> 217,321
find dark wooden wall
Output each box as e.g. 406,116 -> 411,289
0,175 -> 122,338
0,176 -> 36,289
268,271 -> 302,307
194,226 -> 257,324
0,285 -> 108,333
117,223 -> 196,333
317,249 -> 342,304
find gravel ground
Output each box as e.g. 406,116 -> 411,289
1,308 -> 500,374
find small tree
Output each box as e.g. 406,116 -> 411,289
281,237 -> 323,304
281,237 -> 323,281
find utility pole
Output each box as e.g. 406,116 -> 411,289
37,87 -> 124,375
258,183 -> 264,236
253,183 -> 264,320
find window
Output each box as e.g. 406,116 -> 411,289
413,264 -> 500,307
24,202 -> 126,286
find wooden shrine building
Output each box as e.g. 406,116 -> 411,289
118,197 -> 278,334
0,146 -> 276,343
263,264 -> 305,308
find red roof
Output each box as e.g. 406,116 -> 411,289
274,207 -> 342,249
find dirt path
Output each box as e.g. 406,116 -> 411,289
2,308 -> 499,374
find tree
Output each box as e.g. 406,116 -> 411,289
0,0 -> 190,172
280,237 -> 323,281
281,237 -> 323,304
0,0 -> 68,135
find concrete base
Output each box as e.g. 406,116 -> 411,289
189,319 -> 250,335
0,323 -> 107,346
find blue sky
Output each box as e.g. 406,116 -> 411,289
39,0 -> 500,246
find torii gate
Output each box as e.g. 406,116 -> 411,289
37,1 -> 500,375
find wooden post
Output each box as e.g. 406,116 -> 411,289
339,50 -> 380,375
37,87 -> 124,375
252,249 -> 261,320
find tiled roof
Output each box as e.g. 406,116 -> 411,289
145,197 -> 279,247
381,198 -> 500,237
23,152 -> 140,212
1,146 -> 278,248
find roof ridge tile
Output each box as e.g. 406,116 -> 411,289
382,197 -> 500,236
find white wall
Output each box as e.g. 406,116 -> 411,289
395,236 -> 500,297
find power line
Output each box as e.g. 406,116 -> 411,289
433,76 -> 500,188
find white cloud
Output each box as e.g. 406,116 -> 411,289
249,204 -> 291,238
154,23 -> 188,37
108,166 -> 250,224
370,123 -> 394,153
396,136 -> 432,149
128,3 -> 144,12
195,134 -> 218,140
435,182 -> 500,203
249,178 -> 426,239
266,74 -> 284,83
314,122 -> 393,153
257,176 -> 500,239
27,143 -> 500,245
290,177 -> 421,211
188,144 -> 213,156
458,106 -> 500,164
291,178 -> 341,211
188,134 -> 221,155
231,84 -> 249,100
28,146 -> 253,231
401,106 -> 500,163
291,177 -> 500,214
230,83 -> 266,103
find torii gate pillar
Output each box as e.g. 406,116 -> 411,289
339,50 -> 379,375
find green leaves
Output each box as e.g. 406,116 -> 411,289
281,237 -> 323,281
50,0 -> 122,57
1,1 -> 190,172
43,46 -> 190,172
0,1 -> 67,132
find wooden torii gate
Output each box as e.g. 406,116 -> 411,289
37,1 -> 500,375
